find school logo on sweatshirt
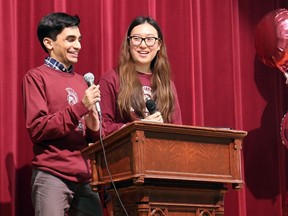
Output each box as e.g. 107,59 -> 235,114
65,87 -> 83,131
65,87 -> 78,105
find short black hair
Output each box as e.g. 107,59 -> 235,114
37,12 -> 80,53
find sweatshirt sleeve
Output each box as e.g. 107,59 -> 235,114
85,127 -> 102,143
22,70 -> 89,144
98,69 -> 126,135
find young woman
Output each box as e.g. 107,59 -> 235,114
98,16 -> 182,135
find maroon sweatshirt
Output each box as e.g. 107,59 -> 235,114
98,68 -> 182,135
22,64 -> 100,183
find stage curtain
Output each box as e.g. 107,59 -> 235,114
1,0 -> 288,215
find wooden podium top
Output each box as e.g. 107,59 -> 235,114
82,121 -> 247,156
82,121 -> 247,189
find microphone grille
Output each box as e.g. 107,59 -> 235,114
84,72 -> 94,83
146,99 -> 157,114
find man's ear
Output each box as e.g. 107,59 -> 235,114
43,37 -> 53,51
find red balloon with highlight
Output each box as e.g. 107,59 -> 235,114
255,8 -> 288,72
255,8 -> 288,149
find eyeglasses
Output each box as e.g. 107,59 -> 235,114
128,36 -> 159,47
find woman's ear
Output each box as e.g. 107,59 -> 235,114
43,37 -> 53,51
157,40 -> 162,51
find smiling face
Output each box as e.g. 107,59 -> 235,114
43,26 -> 82,69
129,22 -> 161,73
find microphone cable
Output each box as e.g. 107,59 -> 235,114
97,114 -> 129,216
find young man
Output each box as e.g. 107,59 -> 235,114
22,12 -> 103,216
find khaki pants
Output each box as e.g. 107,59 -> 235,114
31,169 -> 103,216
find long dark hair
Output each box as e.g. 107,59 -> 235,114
117,16 -> 175,122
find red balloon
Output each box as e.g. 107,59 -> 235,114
281,113 -> 288,149
255,8 -> 288,71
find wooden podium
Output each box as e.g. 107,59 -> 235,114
82,121 -> 247,216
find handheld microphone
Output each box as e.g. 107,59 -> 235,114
83,72 -> 102,116
145,99 -> 157,115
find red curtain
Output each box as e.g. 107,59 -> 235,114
1,0 -> 288,215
